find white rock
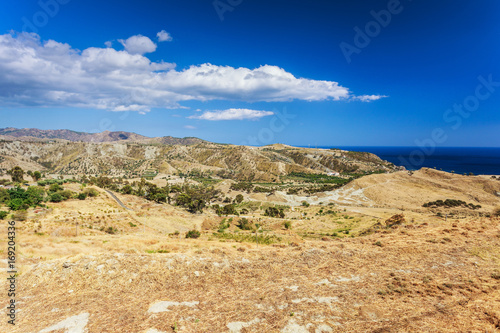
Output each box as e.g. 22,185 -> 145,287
148,301 -> 199,313
227,318 -> 261,333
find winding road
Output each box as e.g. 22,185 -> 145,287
105,190 -> 133,211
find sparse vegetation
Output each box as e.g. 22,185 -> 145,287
423,199 -> 481,210
186,230 -> 201,239
237,218 -> 253,230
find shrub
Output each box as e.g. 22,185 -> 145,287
84,188 -> 99,197
0,211 -> 8,220
493,207 -> 500,217
12,210 -> 28,221
186,230 -> 201,239
230,182 -> 253,193
237,218 -> 253,230
8,198 -> 30,211
49,193 -> 63,203
56,190 -> 74,200
48,183 -> 64,193
302,201 -> 310,207
218,218 -> 230,232
284,221 -> 292,229
77,193 -> 87,200
103,226 -> 118,234
234,194 -> 244,204
264,207 -> 285,218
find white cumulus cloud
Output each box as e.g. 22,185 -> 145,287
157,30 -> 173,42
189,109 -> 274,121
118,35 -> 157,55
0,32 -> 385,113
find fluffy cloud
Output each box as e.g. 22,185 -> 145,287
189,109 -> 274,121
118,35 -> 157,55
0,32 -> 385,113
157,30 -> 173,42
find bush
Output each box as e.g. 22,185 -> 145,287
493,207 -> 500,217
186,230 -> 201,239
102,226 -> 118,234
218,218 -> 230,233
77,193 -> 87,200
235,194 -> 244,204
12,210 -> 28,221
284,221 -> 292,229
0,211 -> 8,220
8,198 -> 30,211
302,201 -> 310,207
49,193 -> 63,203
230,182 -> 253,193
237,218 -> 253,230
56,190 -> 74,200
84,188 -> 99,197
264,207 -> 285,218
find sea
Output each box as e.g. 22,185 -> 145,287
316,146 -> 500,176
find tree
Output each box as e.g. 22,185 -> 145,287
32,171 -> 42,182
8,198 -> 29,211
237,218 -> 253,230
7,166 -> 24,183
235,194 -> 244,204
121,185 -> 133,195
26,186 -> 45,206
264,207 -> 285,218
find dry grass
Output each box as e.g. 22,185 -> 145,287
1,213 -> 499,332
1,171 -> 499,332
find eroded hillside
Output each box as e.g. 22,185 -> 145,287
0,140 -> 398,181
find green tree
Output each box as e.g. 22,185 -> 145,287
0,211 -> 8,219
0,189 -> 9,204
7,166 -> 24,183
8,198 -> 29,211
237,218 -> 253,230
32,171 -> 42,182
48,183 -> 63,193
235,194 -> 244,204
26,186 -> 45,206
121,185 -> 133,194
264,207 -> 285,218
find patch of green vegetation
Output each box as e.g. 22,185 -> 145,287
214,231 -> 281,245
146,249 -> 170,254
423,199 -> 481,210
186,230 -> 201,239
285,172 -> 352,185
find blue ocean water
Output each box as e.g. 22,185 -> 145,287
318,147 -> 500,175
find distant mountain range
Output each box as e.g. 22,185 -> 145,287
0,128 -> 399,182
0,127 -> 205,145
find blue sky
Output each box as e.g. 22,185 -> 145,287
0,0 -> 499,147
